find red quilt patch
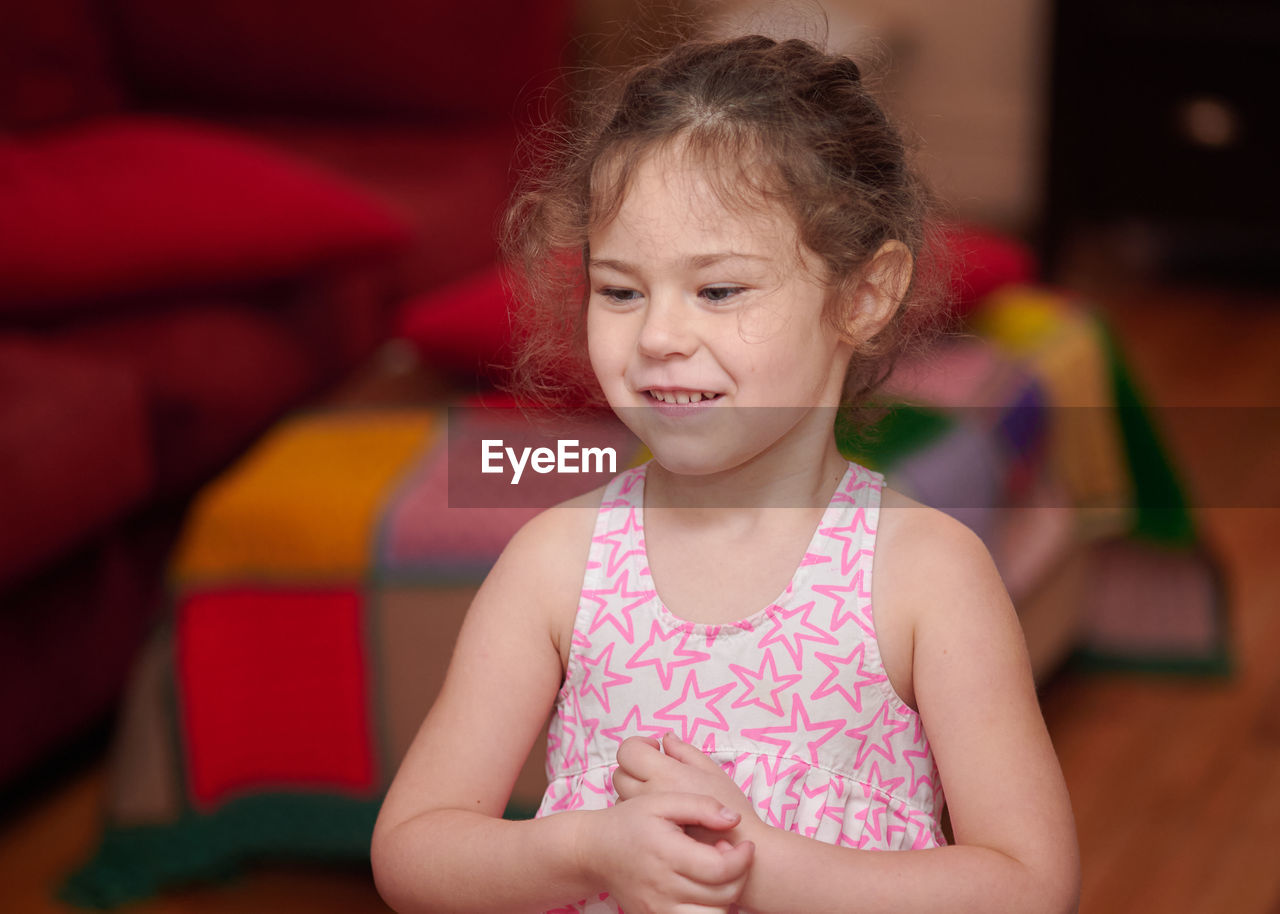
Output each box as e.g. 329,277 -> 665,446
176,588 -> 376,808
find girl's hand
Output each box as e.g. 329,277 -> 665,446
581,791 -> 754,914
614,734 -> 762,845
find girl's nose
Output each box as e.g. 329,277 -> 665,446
636,292 -> 696,359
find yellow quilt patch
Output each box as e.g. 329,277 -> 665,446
173,410 -> 436,583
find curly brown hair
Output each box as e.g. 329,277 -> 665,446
500,33 -> 939,412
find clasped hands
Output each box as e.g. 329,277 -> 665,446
589,732 -> 762,914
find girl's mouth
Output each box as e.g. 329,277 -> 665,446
645,389 -> 722,405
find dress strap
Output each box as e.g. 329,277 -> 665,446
580,463 -> 647,593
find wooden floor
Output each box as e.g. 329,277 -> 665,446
2,275 -> 1278,913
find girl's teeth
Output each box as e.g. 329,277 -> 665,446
650,390 -> 715,404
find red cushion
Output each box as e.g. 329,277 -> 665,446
0,337 -> 151,587
0,117 -> 411,316
52,303 -> 318,495
934,223 -> 1038,321
113,0 -> 572,120
238,120 -> 523,293
0,0 -> 122,130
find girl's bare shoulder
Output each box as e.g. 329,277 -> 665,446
872,487 -> 1012,708
877,486 -> 988,553
875,486 -> 1006,610
495,484 -> 603,587
490,483 -> 608,656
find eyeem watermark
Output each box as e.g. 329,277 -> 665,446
449,405 -> 1280,508
481,439 -> 618,485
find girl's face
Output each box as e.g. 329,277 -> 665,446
586,146 -> 855,478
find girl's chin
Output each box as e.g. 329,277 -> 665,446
648,451 -> 732,476
642,435 -> 770,482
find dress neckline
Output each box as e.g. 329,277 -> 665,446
630,461 -> 857,633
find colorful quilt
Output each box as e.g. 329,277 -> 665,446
63,287 -> 1227,906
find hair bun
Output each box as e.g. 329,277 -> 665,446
836,57 -> 862,85
734,34 -> 778,53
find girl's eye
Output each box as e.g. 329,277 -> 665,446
597,287 -> 641,305
700,285 -> 745,304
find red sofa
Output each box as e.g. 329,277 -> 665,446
0,0 -> 571,790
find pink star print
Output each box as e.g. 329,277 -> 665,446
885,803 -> 911,845
835,469 -> 881,504
860,759 -> 907,800
845,700 -> 911,768
626,619 -> 711,690
853,799 -> 888,844
755,753 -> 812,788
756,600 -> 839,670
583,569 -> 655,644
600,705 -> 670,745
799,775 -> 845,839
762,764 -> 808,828
811,567 -> 872,635
742,693 -> 845,764
730,651 -> 802,716
811,642 -> 887,712
909,812 -> 940,849
556,691 -> 599,774
617,469 -> 644,497
653,669 -> 734,745
903,746 -> 939,799
579,642 -> 633,713
592,506 -> 646,578
818,508 -> 876,575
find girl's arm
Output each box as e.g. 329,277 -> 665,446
616,502 -> 1080,914
370,504 -> 582,912
371,497 -> 752,914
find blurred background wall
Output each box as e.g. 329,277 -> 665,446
703,0 -> 1050,235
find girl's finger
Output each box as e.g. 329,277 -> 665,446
671,836 -> 755,888
649,791 -> 741,831
611,768 -> 643,799
672,899 -> 743,914
639,794 -> 747,886
615,734 -> 667,777
662,732 -> 722,771
717,839 -> 754,881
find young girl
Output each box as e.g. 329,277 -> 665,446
372,34 -> 1079,914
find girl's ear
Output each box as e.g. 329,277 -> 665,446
839,240 -> 913,343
